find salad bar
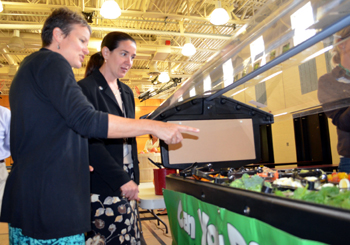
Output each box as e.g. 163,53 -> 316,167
164,168 -> 350,244
142,93 -> 350,244
178,163 -> 350,210
144,94 -> 350,244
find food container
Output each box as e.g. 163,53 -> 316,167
153,168 -> 176,195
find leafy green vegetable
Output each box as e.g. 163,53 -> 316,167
264,181 -> 272,188
284,185 -> 350,210
274,190 -> 286,197
291,186 -> 308,200
341,198 -> 350,209
229,173 -> 267,192
230,173 -> 350,210
320,186 -> 340,197
230,178 -> 244,189
243,174 -> 263,189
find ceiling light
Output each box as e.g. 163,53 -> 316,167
302,45 -> 333,64
274,112 -> 288,117
182,38 -> 196,56
148,61 -> 160,76
7,30 -> 24,51
259,71 -> 283,83
210,1 -> 230,25
0,1 -> 3,12
100,0 -> 121,19
158,72 -> 170,83
231,87 -> 248,96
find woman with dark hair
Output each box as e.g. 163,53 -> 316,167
79,31 -> 146,244
318,26 -> 350,173
0,8 -> 198,244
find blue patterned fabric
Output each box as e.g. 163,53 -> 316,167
9,224 -> 85,245
85,164 -> 140,245
86,194 -> 140,245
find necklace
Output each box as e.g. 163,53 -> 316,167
339,64 -> 350,76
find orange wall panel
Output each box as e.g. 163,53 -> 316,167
134,98 -> 164,152
0,95 -> 10,108
136,137 -> 149,153
135,107 -> 158,119
145,99 -> 162,106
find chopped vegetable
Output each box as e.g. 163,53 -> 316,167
327,172 -> 348,183
279,185 -> 350,210
229,173 -> 266,192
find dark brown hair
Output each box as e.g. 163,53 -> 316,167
84,52 -> 104,78
41,7 -> 91,47
84,32 -> 136,77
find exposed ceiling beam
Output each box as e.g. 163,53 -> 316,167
1,2 -> 248,25
0,24 -> 233,40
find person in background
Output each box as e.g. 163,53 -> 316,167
0,105 -> 10,216
78,32 -> 142,244
0,8 -> 198,244
144,134 -> 159,152
318,26 -> 350,173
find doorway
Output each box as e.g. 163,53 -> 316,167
293,113 -> 332,166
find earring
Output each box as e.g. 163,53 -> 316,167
57,44 -> 60,50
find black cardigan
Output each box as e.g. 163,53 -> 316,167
1,48 -> 108,239
78,69 -> 140,196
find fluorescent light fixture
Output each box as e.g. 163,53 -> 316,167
274,112 -> 287,117
259,71 -> 283,83
250,36 -> 266,66
291,2 -> 316,46
210,1 -> 230,25
190,87 -> 196,97
203,76 -> 212,92
233,24 -> 247,38
223,59 -> 234,87
100,0 -> 121,19
302,45 -> 333,63
158,72 -> 170,83
231,87 -> 248,96
212,82 -> 223,89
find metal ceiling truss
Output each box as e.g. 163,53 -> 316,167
0,0 -> 268,98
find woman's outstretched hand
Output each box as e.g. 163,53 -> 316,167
154,121 -> 199,145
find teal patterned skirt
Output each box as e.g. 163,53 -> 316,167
9,224 -> 85,245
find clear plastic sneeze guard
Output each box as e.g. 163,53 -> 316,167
145,0 -> 350,121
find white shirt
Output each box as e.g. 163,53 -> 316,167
0,106 -> 10,160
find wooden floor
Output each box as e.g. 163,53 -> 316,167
139,209 -> 173,245
0,209 -> 172,245
0,222 -> 8,245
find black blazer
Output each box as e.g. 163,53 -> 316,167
78,69 -> 139,196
